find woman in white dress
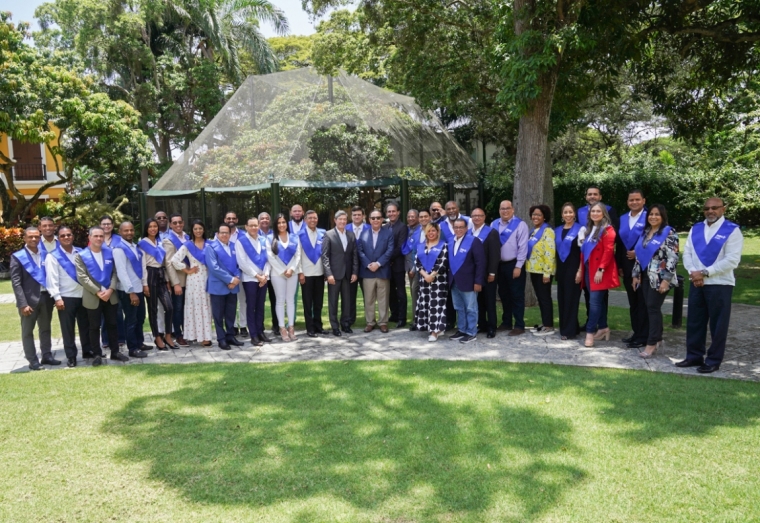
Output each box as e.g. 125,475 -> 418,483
266,214 -> 301,342
171,219 -> 213,346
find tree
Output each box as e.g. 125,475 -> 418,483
269,35 -> 314,70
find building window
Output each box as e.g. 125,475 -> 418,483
12,139 -> 46,181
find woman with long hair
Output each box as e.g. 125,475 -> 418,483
632,204 -> 679,358
554,203 -> 583,340
526,204 -> 556,335
266,214 -> 301,342
139,218 -> 176,350
579,202 -> 620,347
170,220 -> 213,347
413,223 -> 449,341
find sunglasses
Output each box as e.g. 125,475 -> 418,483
58,233 -> 73,238
703,206 -> 723,211
370,216 -> 383,220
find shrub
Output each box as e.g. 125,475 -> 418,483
0,227 -> 25,266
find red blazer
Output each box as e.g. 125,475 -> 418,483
580,225 -> 620,291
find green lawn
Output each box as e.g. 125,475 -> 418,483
1,361 -> 758,522
0,279 -> 11,294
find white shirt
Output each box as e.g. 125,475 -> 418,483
298,227 -> 325,277
337,229 -> 348,251
113,242 -> 145,294
290,220 -> 304,235
219,241 -> 232,257
372,229 -> 379,249
266,235 -> 302,277
91,250 -> 108,292
443,214 -> 474,237
683,216 -> 744,286
45,247 -> 82,300
42,238 -> 58,253
454,235 -> 465,255
628,209 -> 644,229
236,233 -> 271,282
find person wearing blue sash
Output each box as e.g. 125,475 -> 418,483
385,202 -> 409,328
236,217 -> 272,347
491,200 -> 529,335
171,220 -> 213,346
412,223 -> 449,341
526,205 -> 556,335
407,209 -> 431,332
297,210 -> 327,338
75,226 -> 128,365
39,216 -> 59,254
321,210 -> 359,336
219,211 -> 249,338
112,222 -> 149,359
258,212 -> 280,338
631,205 -> 679,359
347,206 -> 369,328
267,214 -> 302,342
154,211 -> 170,240
289,204 -> 305,236
358,209 -> 395,333
678,197 -> 744,373
46,225 -> 92,367
162,213 -> 191,347
429,202 -> 446,225
139,219 -> 177,351
403,209 -> 421,320
555,203 -> 583,340
100,215 -> 126,349
616,190 -> 649,348
447,218 -> 485,344
11,226 -> 57,370
206,223 -> 244,349
440,200 -> 473,242
470,208 -> 500,338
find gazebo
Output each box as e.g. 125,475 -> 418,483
145,68 -> 480,226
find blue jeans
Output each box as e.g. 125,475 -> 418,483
119,290 -> 146,353
585,266 -> 608,333
451,284 -> 479,336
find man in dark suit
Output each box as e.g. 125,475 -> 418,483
471,208 -> 501,338
385,202 -> 408,328
11,226 -> 58,370
448,219 -> 485,344
321,210 -> 359,336
357,209 -> 395,333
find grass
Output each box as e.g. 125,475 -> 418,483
0,279 -> 11,294
0,361 -> 758,522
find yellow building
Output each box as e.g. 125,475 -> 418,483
0,128 -> 66,216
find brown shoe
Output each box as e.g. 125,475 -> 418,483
508,328 -> 525,336
380,325 -> 389,333
364,325 -> 375,333
176,337 -> 189,347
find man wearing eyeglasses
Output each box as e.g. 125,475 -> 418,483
154,211 -> 170,240
163,214 -> 190,347
357,210 -> 394,332
430,202 -> 446,225
677,197 -> 743,374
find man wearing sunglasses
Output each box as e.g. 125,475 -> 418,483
677,197 -> 743,374
357,210 -> 394,333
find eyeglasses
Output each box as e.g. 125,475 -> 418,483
171,221 -> 183,225
156,216 -> 168,220
703,205 -> 723,211
58,233 -> 73,238
370,216 -> 383,220
500,207 -> 513,211
471,214 -> 485,218
101,223 -> 112,227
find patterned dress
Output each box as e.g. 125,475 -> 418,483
413,243 -> 449,332
171,244 -> 213,342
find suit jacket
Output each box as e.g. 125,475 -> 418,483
476,227 -> 501,279
75,251 -> 119,309
162,232 -> 189,287
385,219 -> 408,273
10,250 -> 47,309
205,241 -> 242,295
321,228 -> 358,281
357,227 -> 394,279
448,234 -> 485,292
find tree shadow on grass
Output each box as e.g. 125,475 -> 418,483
102,361 -> 586,521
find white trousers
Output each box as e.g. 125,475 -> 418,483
235,284 -> 247,328
271,272 -> 299,328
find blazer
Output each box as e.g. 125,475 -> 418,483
205,241 -> 242,295
321,228 -> 359,281
580,225 -> 620,291
357,227 -> 394,280
10,250 -> 46,309
475,227 -> 501,279
162,232 -> 189,287
385,219 -> 408,273
447,235 -> 485,292
75,251 -> 119,309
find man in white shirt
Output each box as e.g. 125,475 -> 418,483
236,216 -> 272,347
616,190 -> 649,348
298,210 -> 326,337
321,210 -> 359,336
113,222 -> 149,359
258,211 -> 279,337
677,197 -> 744,373
289,204 -> 305,235
39,216 -> 59,253
46,225 -> 93,367
221,211 -> 248,338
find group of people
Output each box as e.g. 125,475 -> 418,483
11,189 -> 743,374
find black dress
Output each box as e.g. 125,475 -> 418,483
413,244 -> 449,333
556,227 -> 582,339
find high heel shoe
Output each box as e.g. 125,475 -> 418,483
639,341 -> 662,359
280,327 -> 291,342
288,326 -> 297,341
593,328 -> 611,341
584,333 -> 595,347
164,334 -> 179,350
155,336 -> 168,351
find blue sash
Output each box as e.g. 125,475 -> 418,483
185,240 -> 208,266
114,242 -> 143,279
472,225 -> 493,242
635,226 -> 673,269
238,234 -> 268,270
211,240 -> 238,274
578,204 -> 612,227
138,238 -> 165,265
106,234 -> 122,248
619,210 -> 647,250
51,245 -> 81,283
527,223 -> 549,260
13,248 -> 47,287
691,220 -> 739,267
448,234 -> 475,276
493,217 -> 523,245
80,247 -> 114,288
580,234 -> 599,261
555,223 -> 581,263
299,228 -> 325,265
277,234 -> 299,265
167,231 -> 189,251
417,240 -> 445,273
401,227 -> 420,255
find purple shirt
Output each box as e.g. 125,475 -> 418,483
492,217 -> 529,268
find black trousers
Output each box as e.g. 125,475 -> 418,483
211,293 -> 237,343
530,272 -> 554,327
686,283 -> 733,366
328,277 -> 352,330
388,269 -> 408,323
477,279 -> 498,332
171,289 -> 185,338
268,280 -> 279,331
497,260 -> 526,329
640,274 -> 669,345
556,262 -> 582,338
621,258 -> 648,343
87,299 -> 118,357
146,266 -> 173,337
58,296 -> 91,360
301,275 -> 325,333
349,277 -> 362,326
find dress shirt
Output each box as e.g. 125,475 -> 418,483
42,238 -> 58,253
266,235 -> 302,276
45,248 -> 82,300
299,227 -> 325,277
628,210 -> 644,230
290,220 -> 304,235
236,233 -> 270,282
372,229 -> 379,249
113,242 -> 145,294
442,214 -> 474,237
454,235 -> 464,255
91,250 -> 108,292
337,229 -> 348,250
683,216 -> 744,286
494,218 -> 529,267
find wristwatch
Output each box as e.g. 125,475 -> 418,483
701,269 -> 709,277
597,268 -> 604,273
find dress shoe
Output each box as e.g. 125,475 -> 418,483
497,323 -> 511,332
259,333 -> 273,343
627,342 -> 646,349
697,364 -> 720,374
41,356 -> 61,366
218,341 -> 231,350
251,337 -> 264,347
487,330 -> 496,339
307,331 -> 318,338
239,327 -> 249,338
176,337 -> 189,347
92,356 -> 103,367
82,351 -> 96,359
28,361 -> 45,371
129,350 -> 147,358
675,358 -> 703,368
622,335 -> 634,343
201,341 -> 213,347
315,327 -> 325,334
333,329 -> 342,336
110,353 -> 130,362
342,327 -> 353,334
233,327 -> 240,336
364,325 -> 375,333
380,325 -> 389,333
508,328 -> 525,336
227,337 -> 244,347
396,321 -> 407,329
67,358 -> 77,368
409,325 -> 418,332
141,344 -> 154,351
